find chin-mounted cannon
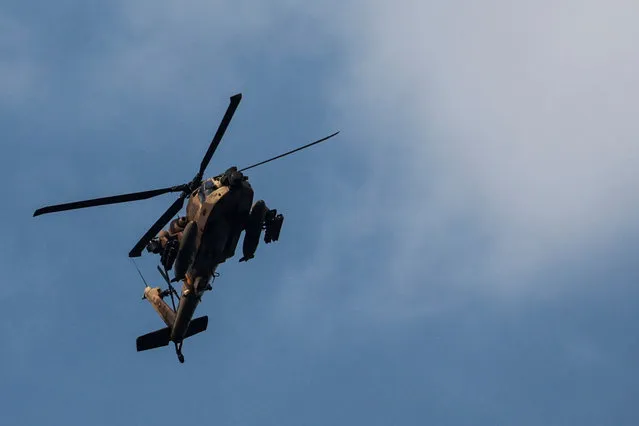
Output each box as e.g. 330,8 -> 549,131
239,201 -> 284,262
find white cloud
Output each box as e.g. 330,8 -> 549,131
9,0 -> 638,328
276,0 -> 639,323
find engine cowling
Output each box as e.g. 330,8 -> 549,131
173,221 -> 198,281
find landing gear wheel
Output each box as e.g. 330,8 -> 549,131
240,201 -> 269,262
175,342 -> 185,363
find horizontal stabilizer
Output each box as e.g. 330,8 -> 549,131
184,316 -> 209,339
135,316 -> 209,352
136,327 -> 171,352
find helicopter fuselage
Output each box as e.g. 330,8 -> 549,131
186,176 -> 255,266
32,92 -> 335,364
143,176 -> 255,351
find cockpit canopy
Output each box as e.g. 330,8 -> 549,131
198,178 -> 218,203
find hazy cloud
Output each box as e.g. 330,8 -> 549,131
0,12 -> 42,105
341,1 -> 638,277
268,0 -> 639,326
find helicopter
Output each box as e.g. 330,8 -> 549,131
33,93 -> 339,363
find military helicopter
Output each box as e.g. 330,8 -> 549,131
33,93 -> 339,363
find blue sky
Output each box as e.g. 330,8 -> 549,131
2,1 -> 639,425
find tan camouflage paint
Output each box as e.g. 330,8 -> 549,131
143,286 -> 176,327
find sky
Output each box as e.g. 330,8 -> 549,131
1,1 -> 638,425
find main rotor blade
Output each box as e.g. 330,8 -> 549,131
128,195 -> 186,258
199,93 -> 242,178
239,131 -> 340,173
33,185 -> 188,217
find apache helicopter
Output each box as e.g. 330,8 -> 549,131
33,93 -> 339,363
